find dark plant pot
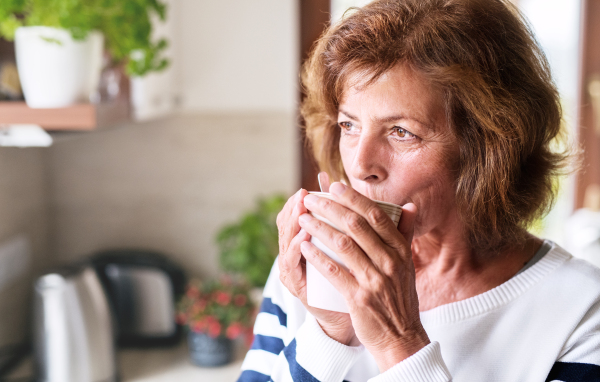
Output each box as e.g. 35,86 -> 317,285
188,331 -> 233,367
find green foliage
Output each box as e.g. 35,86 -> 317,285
177,277 -> 255,339
0,0 -> 169,76
217,194 -> 287,287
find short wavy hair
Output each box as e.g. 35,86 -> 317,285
300,0 -> 570,252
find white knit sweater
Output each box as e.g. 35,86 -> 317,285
238,241 -> 600,382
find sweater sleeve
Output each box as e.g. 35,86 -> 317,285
237,257 -> 363,382
367,342 -> 452,382
545,298 -> 600,381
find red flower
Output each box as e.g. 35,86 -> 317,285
226,322 -> 243,339
186,286 -> 200,299
190,300 -> 207,315
215,291 -> 231,306
204,315 -> 216,324
191,319 -> 206,333
208,321 -> 222,338
178,279 -> 256,341
234,294 -> 247,306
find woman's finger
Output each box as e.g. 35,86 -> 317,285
303,191 -> 399,271
298,212 -> 374,283
280,228 -> 310,271
287,228 -> 311,283
279,191 -> 308,256
279,228 -> 311,296
328,182 -> 403,246
277,189 -> 306,230
300,240 -> 358,299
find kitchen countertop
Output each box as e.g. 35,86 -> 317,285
5,341 -> 246,382
119,341 -> 245,381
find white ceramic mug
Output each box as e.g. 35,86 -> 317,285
306,192 -> 402,313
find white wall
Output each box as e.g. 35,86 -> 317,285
174,0 -> 299,113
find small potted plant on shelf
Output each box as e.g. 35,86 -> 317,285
0,0 -> 169,108
177,276 -> 255,367
216,194 -> 286,302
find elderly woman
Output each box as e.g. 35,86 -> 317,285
238,0 -> 600,381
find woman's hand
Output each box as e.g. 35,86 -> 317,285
298,182 -> 430,372
276,189 -> 357,345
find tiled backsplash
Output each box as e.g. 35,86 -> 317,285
47,112 -> 297,279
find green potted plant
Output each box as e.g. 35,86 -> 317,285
0,0 -> 169,108
216,194 -> 286,293
176,277 -> 255,367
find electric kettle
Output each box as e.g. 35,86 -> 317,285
91,249 -> 186,348
33,264 -> 118,382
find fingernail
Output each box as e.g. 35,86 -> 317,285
298,228 -> 307,236
304,194 -> 318,206
330,182 -> 346,196
298,213 -> 312,225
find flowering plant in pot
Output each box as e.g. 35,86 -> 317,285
0,0 -> 169,107
176,276 -> 255,367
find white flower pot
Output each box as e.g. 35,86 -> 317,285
15,26 -> 104,108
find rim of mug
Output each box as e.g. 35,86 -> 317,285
307,191 -> 402,211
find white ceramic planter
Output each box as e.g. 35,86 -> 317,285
15,26 -> 104,108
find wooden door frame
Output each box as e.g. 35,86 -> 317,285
575,0 -> 600,209
299,0 -> 330,191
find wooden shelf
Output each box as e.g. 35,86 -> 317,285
0,38 -> 132,131
0,99 -> 131,131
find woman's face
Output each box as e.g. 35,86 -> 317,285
338,63 -> 460,237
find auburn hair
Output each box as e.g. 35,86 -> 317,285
300,0 -> 571,253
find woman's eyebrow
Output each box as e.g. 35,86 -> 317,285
339,109 -> 433,129
339,109 -> 359,121
377,115 -> 432,129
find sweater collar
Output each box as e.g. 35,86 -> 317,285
419,241 -> 570,325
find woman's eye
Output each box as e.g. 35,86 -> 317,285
338,121 -> 356,132
392,127 -> 415,139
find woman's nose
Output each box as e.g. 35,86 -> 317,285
348,134 -> 388,183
